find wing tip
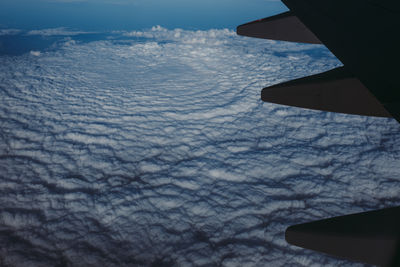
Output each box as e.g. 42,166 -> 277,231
261,67 -> 392,117
236,11 -> 321,44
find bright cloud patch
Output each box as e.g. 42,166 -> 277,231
0,28 -> 399,266
29,50 -> 41,56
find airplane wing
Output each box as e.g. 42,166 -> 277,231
238,0 -> 400,123
237,0 -> 400,265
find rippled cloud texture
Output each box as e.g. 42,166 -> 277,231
0,27 -> 400,266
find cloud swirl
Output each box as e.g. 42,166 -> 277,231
0,27 -> 399,266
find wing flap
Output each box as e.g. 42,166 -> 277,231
237,11 -> 321,44
261,67 -> 391,117
286,207 -> 400,266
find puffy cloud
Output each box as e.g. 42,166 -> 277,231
0,27 -> 398,266
123,26 -> 237,46
29,50 -> 41,56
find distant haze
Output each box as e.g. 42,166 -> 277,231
0,0 -> 287,30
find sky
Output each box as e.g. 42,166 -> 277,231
0,0 -> 287,30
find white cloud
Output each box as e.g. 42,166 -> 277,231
0,27 -> 398,267
122,26 -> 235,46
29,51 -> 41,56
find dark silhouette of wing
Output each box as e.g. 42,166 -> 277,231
237,11 -> 321,44
261,66 -> 391,117
237,0 -> 400,265
286,207 -> 400,266
237,0 -> 400,123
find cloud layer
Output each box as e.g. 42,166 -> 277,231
0,27 -> 399,266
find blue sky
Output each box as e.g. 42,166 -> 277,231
0,0 -> 287,30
